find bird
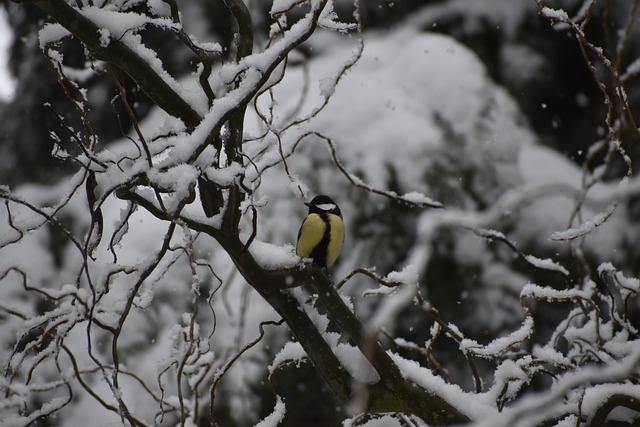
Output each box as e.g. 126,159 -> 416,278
296,195 -> 345,269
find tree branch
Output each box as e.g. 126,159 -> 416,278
589,393 -> 640,427
17,0 -> 202,131
311,278 -> 470,424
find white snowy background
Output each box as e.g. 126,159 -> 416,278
0,0 -> 639,426
0,9 -> 16,100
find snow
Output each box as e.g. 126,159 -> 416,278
550,202 -> 617,241
622,55 -> 640,81
343,414 -> 403,427
317,1 -> 357,34
400,191 -> 443,208
203,162 -> 244,186
521,281 -> 596,302
318,76 -> 337,98
540,6 -> 570,22
384,265 -> 419,285
2,397 -> 69,427
146,163 -> 199,207
120,32 -> 185,97
97,28 -> 110,47
147,0 -> 172,17
390,352 -> 496,420
474,347 -> 640,427
460,315 -> 534,357
599,262 -> 640,296
3,1 -> 640,426
186,35 -> 223,55
247,239 -> 299,269
581,383 -> 640,423
270,0 -> 304,16
523,254 -> 570,276
334,343 -> 380,383
270,341 -> 307,372
81,7 -> 178,39
38,23 -> 70,49
255,396 -> 286,427
532,344 -> 571,367
0,9 -> 15,101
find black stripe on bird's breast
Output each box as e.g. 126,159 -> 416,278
310,213 -> 332,268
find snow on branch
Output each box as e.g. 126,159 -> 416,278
520,281 -> 596,302
317,1 -> 357,34
255,396 -> 287,427
538,5 -> 569,22
460,316 -> 534,358
550,202 -> 617,241
477,347 -> 640,427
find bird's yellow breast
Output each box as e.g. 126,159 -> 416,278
296,213 -> 326,258
296,212 -> 345,268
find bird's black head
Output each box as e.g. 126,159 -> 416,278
305,195 -> 342,217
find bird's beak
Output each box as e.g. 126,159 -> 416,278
304,202 -> 312,208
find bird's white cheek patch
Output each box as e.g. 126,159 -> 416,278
316,203 -> 336,211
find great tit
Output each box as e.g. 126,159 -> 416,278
296,195 -> 345,269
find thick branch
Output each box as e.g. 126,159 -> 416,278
19,0 -> 202,130
312,278 -> 470,425
260,288 -> 353,400
217,234 -> 355,401
168,213 -> 352,400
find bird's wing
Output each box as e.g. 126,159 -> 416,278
326,213 -> 345,267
